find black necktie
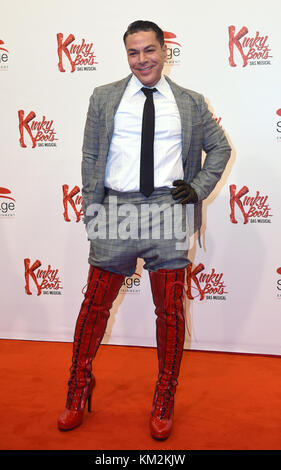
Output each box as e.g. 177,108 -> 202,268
140,87 -> 157,197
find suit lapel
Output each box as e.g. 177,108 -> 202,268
165,76 -> 193,173
105,75 -> 132,144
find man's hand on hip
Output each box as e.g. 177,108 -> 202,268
171,180 -> 198,204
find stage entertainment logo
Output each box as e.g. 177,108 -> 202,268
164,31 -> 182,66
276,109 -> 281,142
18,110 -> 58,148
277,267 -> 281,300
0,39 -> 9,71
24,258 -> 63,296
185,263 -> 228,301
120,272 -> 142,295
228,25 -> 273,67
57,33 -> 98,72
229,185 -> 273,224
0,187 -> 15,217
63,184 -> 83,222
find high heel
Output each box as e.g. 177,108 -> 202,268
87,376 -> 95,412
57,375 -> 96,431
88,392 -> 92,412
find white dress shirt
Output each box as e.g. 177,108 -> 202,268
104,74 -> 183,192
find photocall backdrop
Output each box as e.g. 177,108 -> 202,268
1,0 -> 281,355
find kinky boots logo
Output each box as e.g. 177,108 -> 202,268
57,33 -> 98,72
198,268 -> 228,301
211,113 -> 222,127
185,263 -> 228,301
164,31 -> 182,66
229,185 -> 273,224
24,258 -> 63,296
62,184 -> 83,222
18,110 -> 58,148
228,25 -> 273,67
0,39 -> 9,71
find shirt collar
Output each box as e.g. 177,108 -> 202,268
127,74 -> 172,99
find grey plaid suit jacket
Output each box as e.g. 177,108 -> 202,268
81,74 -> 231,234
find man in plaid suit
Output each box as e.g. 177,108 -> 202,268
58,20 -> 231,440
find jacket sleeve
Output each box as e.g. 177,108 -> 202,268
81,90 -> 100,222
189,94 -> 232,201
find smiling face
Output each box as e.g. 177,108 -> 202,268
125,30 -> 167,87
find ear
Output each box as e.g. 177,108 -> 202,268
162,43 -> 167,59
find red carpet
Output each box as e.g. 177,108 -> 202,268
1,339 -> 281,450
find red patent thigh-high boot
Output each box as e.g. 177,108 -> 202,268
149,268 -> 186,440
57,265 -> 125,431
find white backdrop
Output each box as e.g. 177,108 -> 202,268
1,0 -> 281,355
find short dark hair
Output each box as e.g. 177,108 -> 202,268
123,20 -> 164,47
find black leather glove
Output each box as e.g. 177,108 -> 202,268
171,180 -> 198,204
